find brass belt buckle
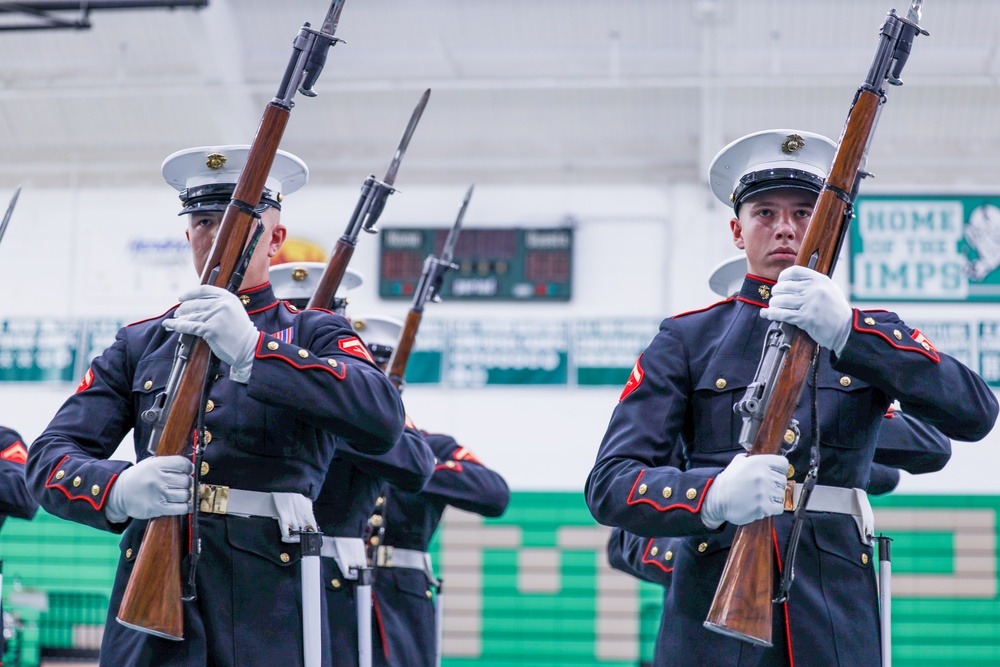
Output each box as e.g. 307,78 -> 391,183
783,480 -> 797,512
376,545 -> 394,567
198,483 -> 229,514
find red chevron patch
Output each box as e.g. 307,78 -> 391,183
620,355 -> 644,401
1,441 -> 27,465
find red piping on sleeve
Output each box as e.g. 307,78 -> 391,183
641,538 -> 674,574
44,454 -> 117,510
852,311 -> 940,362
254,335 -> 348,380
625,470 -> 714,513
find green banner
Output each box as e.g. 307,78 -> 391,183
851,194 -> 1000,301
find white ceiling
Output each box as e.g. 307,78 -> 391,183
1,0 -> 999,189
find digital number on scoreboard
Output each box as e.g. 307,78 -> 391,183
379,227 -> 572,301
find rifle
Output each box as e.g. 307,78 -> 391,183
703,0 -> 927,647
386,185 -> 473,390
0,186 -> 21,246
307,88 -> 431,310
115,0 -> 349,640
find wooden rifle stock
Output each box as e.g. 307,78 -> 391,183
116,106 -> 291,640
388,309 -> 423,390
704,86 -> 887,645
307,236 -> 356,310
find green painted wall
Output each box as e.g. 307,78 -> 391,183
0,493 -> 996,666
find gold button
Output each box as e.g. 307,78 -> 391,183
650,546 -> 659,556
331,579 -> 341,588
125,548 -> 133,558
55,470 -> 65,480
376,497 -> 385,507
698,542 -> 708,553
298,349 -> 309,358
370,536 -> 380,546
662,487 -> 672,499
370,514 -> 383,528
328,359 -> 338,368
638,483 -> 648,495
445,460 -> 456,469
862,553 -> 869,565
200,461 -> 210,477
864,317 -> 875,326
425,590 -> 433,598
786,464 -> 795,479
840,376 -> 851,387
686,488 -> 697,500
204,431 -> 212,444
893,330 -> 903,340
205,399 -> 215,413
240,295 -> 251,306
143,380 -> 153,390
715,378 -> 727,390
664,550 -> 673,562
783,429 -> 796,444
280,553 -> 290,563
91,485 -> 100,496
267,341 -> 279,351
72,476 -> 81,487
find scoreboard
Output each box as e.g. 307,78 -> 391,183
379,227 -> 573,301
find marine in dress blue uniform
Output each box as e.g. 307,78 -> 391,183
585,130 -> 998,667
371,431 -> 509,667
705,255 -> 953,496
0,427 -> 39,527
301,314 -> 435,667
25,146 -> 406,667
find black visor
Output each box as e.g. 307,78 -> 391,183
732,168 -> 824,213
178,183 -> 281,216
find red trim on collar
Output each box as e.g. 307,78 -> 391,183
736,296 -> 769,308
625,470 -> 713,513
641,538 -> 674,574
672,297 -> 735,320
247,301 -> 280,315
237,282 -> 270,295
746,273 -> 776,285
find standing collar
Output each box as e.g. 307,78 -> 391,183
236,282 -> 279,312
737,274 -> 776,308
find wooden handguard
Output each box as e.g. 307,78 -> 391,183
307,239 -> 355,310
387,309 -> 423,390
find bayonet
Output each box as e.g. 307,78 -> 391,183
306,90 -> 433,309
439,184 -> 472,266
383,88 -> 431,186
386,186 -> 474,390
0,186 -> 21,247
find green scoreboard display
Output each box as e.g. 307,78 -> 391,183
379,227 -> 573,300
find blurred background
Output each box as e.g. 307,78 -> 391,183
0,1 -> 997,665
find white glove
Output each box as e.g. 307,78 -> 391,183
701,453 -> 789,530
105,455 -> 194,523
163,285 -> 259,383
273,493 -> 319,544
759,265 -> 853,355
